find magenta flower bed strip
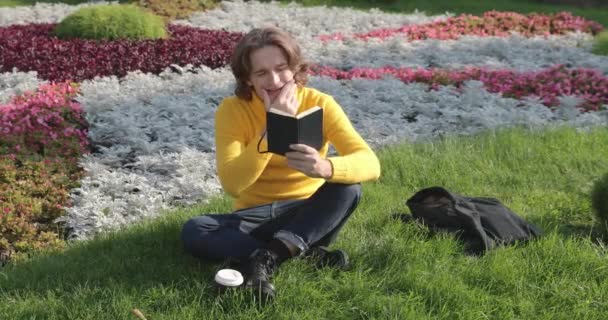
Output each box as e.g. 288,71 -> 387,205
0,24 -> 243,82
310,64 -> 608,112
0,82 -> 89,159
320,11 -> 604,41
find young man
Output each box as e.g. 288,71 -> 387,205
181,26 -> 381,300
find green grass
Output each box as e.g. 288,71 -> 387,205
2,126 -> 608,319
593,31 -> 608,55
267,0 -> 608,27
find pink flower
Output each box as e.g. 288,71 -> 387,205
321,11 -> 603,42
309,64 -> 607,112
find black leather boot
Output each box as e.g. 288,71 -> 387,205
244,248 -> 280,301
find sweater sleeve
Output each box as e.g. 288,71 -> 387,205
323,96 -> 381,183
215,99 -> 272,197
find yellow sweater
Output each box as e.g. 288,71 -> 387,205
215,86 -> 381,210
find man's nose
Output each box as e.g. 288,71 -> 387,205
268,71 -> 281,86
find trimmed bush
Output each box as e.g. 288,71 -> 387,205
591,172 -> 608,236
136,0 -> 219,21
592,31 -> 608,56
53,4 -> 167,41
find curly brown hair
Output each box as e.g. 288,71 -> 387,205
230,27 -> 309,100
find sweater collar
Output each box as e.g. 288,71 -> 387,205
250,90 -> 266,115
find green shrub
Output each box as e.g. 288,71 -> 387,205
53,4 -> 167,41
591,172 -> 608,235
135,0 -> 219,22
592,31 -> 608,55
0,156 -> 84,264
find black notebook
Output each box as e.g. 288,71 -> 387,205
266,106 -> 323,156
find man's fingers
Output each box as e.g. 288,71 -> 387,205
287,158 -> 309,171
291,81 -> 298,99
268,80 -> 298,114
262,90 -> 271,110
282,81 -> 297,101
277,81 -> 294,102
291,92 -> 298,105
285,152 -> 308,162
288,144 -> 315,154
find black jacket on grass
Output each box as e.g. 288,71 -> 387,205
402,186 -> 542,255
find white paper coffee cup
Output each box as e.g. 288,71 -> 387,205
214,269 -> 244,290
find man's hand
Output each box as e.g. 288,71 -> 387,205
262,80 -> 298,115
285,144 -> 333,179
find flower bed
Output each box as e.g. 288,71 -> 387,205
0,82 -> 88,262
320,11 -> 604,41
0,24 -> 242,82
310,64 -> 608,111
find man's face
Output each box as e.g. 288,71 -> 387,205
247,45 -> 295,102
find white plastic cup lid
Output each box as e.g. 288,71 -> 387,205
214,269 -> 244,287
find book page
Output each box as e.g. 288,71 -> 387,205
268,108 -> 293,117
296,106 -> 321,119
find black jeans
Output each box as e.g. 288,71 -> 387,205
181,182 -> 362,261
